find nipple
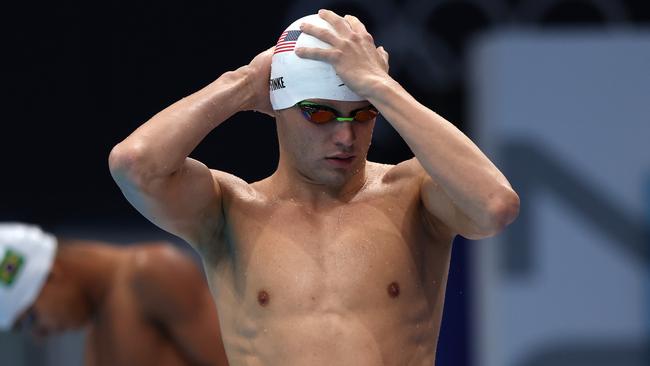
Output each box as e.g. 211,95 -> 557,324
258,290 -> 270,307
387,282 -> 400,298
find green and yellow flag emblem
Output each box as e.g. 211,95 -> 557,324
0,250 -> 25,286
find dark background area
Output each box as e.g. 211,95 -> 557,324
3,1 -> 650,365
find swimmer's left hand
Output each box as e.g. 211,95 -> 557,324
295,9 -> 390,99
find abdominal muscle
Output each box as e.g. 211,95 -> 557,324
223,300 -> 440,366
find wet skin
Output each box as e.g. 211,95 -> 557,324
205,161 -> 454,366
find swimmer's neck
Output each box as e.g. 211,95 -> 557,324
268,160 -> 368,206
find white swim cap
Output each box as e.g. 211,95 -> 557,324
270,14 -> 365,110
0,223 -> 57,330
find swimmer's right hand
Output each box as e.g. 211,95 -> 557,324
241,47 -> 275,117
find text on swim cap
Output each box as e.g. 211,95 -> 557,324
270,77 -> 286,91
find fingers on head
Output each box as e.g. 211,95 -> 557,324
318,9 -> 375,46
344,14 -> 365,31
296,47 -> 340,63
318,9 -> 351,33
301,22 -> 339,45
343,14 -> 374,45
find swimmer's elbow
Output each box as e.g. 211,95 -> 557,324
470,188 -> 520,239
487,188 -> 520,235
108,141 -> 152,189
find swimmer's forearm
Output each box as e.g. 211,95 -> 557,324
367,77 -> 519,233
109,67 -> 253,179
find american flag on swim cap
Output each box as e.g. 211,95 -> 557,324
274,30 -> 302,54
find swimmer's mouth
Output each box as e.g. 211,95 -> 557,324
326,153 -> 355,160
325,154 -> 356,166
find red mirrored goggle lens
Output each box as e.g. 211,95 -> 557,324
309,109 -> 337,123
300,104 -> 378,124
353,108 -> 378,122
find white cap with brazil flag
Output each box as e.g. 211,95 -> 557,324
0,223 -> 57,330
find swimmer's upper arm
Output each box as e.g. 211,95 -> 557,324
399,158 -> 488,240
132,245 -> 229,366
109,150 -> 226,247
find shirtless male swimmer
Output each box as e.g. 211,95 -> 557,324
0,223 -> 229,366
109,10 -> 520,366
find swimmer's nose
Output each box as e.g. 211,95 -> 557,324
332,122 -> 355,148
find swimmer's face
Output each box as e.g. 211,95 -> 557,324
275,99 -> 376,186
14,266 -> 90,337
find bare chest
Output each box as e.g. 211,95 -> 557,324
212,192 -> 448,315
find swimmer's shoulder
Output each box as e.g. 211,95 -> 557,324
209,169 -> 260,203
367,158 -> 424,186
